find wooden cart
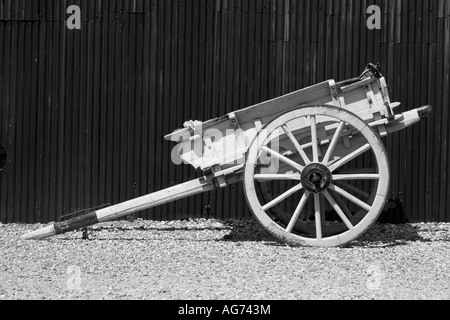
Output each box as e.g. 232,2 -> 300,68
21,64 -> 432,247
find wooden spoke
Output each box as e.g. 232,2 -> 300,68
314,194 -> 322,239
334,168 -> 377,174
322,121 -> 346,165
302,210 -> 311,221
310,116 -> 319,162
328,143 -> 371,172
333,174 -> 380,181
262,183 -> 303,211
261,146 -> 304,172
335,181 -> 370,199
329,184 -> 372,212
330,190 -> 353,218
282,125 -> 311,165
255,173 -> 301,182
286,192 -> 310,233
323,190 -> 354,230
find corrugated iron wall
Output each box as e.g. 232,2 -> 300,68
0,0 -> 449,223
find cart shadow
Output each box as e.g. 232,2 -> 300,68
220,221 -> 438,248
218,221 -> 283,246
51,221 -> 442,248
50,222 -> 278,243
341,223 -> 432,248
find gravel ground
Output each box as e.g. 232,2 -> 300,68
0,219 -> 449,300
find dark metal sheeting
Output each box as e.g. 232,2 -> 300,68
0,0 -> 449,223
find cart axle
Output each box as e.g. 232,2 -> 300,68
301,163 -> 333,193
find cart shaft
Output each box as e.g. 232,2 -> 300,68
21,174 -> 241,240
378,105 -> 432,136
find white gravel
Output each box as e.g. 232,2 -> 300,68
0,219 -> 449,300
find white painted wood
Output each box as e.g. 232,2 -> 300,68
255,173 -> 301,181
20,225 -> 57,240
340,77 -> 377,93
328,143 -> 371,172
384,109 -> 423,135
261,146 -> 304,172
310,116 -> 320,162
286,192 -> 310,233
96,177 -> 219,222
330,184 -> 372,212
335,181 -> 370,198
164,80 -> 331,143
328,80 -> 342,108
262,183 -> 303,211
282,125 -> 311,165
166,75 -> 407,172
330,190 -> 353,218
322,121 -> 346,165
314,194 -> 323,240
323,190 -> 354,230
333,174 -> 380,180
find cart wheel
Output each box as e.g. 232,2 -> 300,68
257,175 -> 379,235
244,105 -> 390,247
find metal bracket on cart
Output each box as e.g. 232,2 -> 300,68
59,203 -> 111,240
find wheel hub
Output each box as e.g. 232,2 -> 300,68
301,163 -> 333,193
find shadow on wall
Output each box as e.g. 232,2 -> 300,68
0,146 -> 7,171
